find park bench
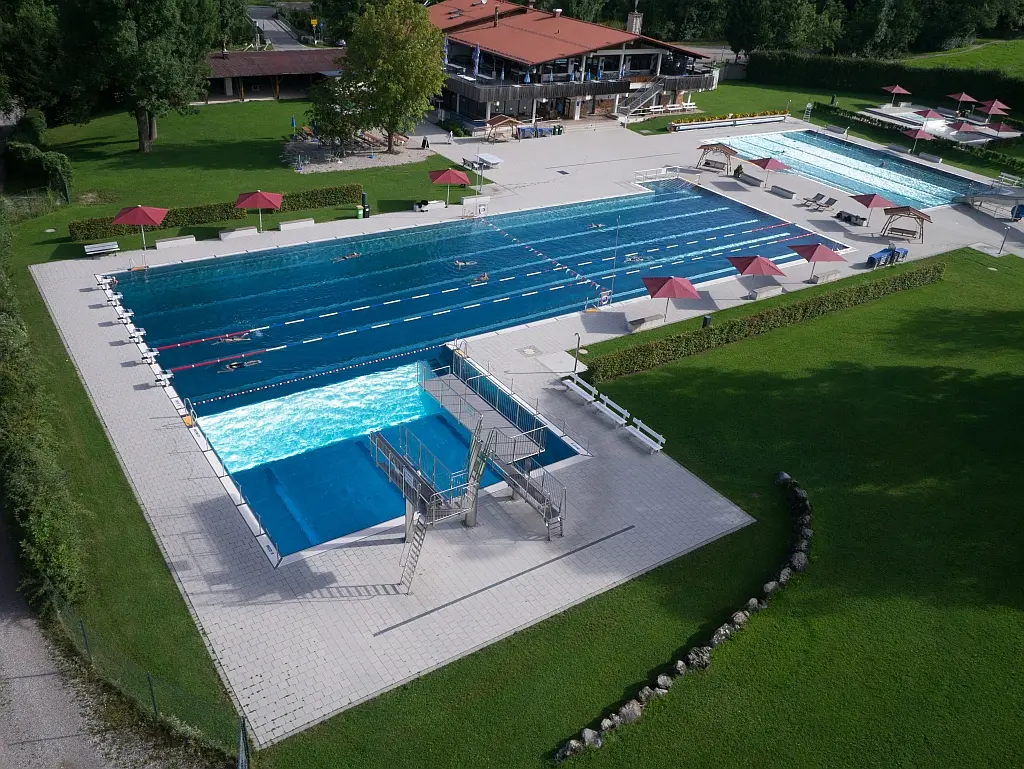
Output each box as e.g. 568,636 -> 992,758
219,226 -> 258,241
624,302 -> 664,332
562,373 -> 597,404
919,152 -> 943,163
770,186 -> 796,199
624,417 -> 666,454
83,241 -> 120,257
825,124 -> 849,136
665,103 -> 682,113
679,102 -> 698,111
414,200 -> 447,212
155,235 -> 196,250
647,105 -> 665,115
837,210 -> 867,226
887,227 -> 918,239
747,284 -> 784,300
736,172 -> 762,186
887,143 -> 910,154
999,172 -> 1023,187
278,218 -> 315,231
591,393 -> 629,428
702,158 -> 727,171
810,269 -> 841,284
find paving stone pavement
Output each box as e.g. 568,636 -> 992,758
29,118 -> 1022,746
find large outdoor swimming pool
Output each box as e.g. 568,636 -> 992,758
117,180 -> 845,556
722,130 -> 976,209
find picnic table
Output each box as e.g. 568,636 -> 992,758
476,153 -> 503,168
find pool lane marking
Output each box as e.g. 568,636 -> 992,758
521,291 -> 538,296
499,276 -> 516,281
464,303 -> 481,309
319,312 -> 338,318
442,288 -> 459,293
383,299 -> 401,305
302,337 -> 322,344
577,261 -> 592,266
433,309 -> 450,315
493,297 -> 509,303
353,305 -> 370,311
412,294 -> 429,300
405,316 -> 421,322
371,323 -> 390,329
285,319 -> 304,325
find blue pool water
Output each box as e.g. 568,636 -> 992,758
117,180 -> 845,555
722,130 -> 975,209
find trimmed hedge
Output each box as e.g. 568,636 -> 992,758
812,102 -> 1024,175
0,206 -> 85,600
4,141 -> 74,192
748,51 -> 1024,110
585,263 -> 946,383
667,109 -> 787,128
11,108 -> 47,146
67,184 -> 364,241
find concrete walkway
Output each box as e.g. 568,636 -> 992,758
248,6 -> 305,50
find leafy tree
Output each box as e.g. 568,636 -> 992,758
312,0 -> 370,43
307,76 -> 364,156
218,0 -> 255,47
0,0 -> 60,110
344,0 -> 445,153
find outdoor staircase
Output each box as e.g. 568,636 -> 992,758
399,513 -> 428,593
615,76 -> 665,119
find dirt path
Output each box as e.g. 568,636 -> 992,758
0,522 -> 114,769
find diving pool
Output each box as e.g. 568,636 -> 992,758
116,180 -> 845,556
722,130 -> 976,209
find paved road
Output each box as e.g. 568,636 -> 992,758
0,522 -> 112,769
248,5 -> 306,50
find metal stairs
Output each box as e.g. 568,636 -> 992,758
616,76 -> 665,118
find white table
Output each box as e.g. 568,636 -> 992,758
477,153 -> 504,168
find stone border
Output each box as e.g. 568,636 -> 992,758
552,471 -> 813,762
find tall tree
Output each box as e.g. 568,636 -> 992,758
307,75 -> 363,156
0,0 -> 60,110
344,0 -> 445,153
313,0 -> 370,43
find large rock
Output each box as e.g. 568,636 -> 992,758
637,685 -> 655,704
554,739 -> 583,763
801,527 -> 814,540
618,699 -> 643,724
794,538 -> 810,553
686,646 -> 712,671
653,686 -> 669,698
787,485 -> 808,506
763,580 -> 780,598
581,728 -> 603,749
731,610 -> 749,628
777,567 -> 793,586
656,673 -> 673,689
600,716 -> 618,733
673,659 -> 688,676
774,471 -> 792,486
746,597 -> 760,613
791,551 -> 809,572
758,599 -> 769,611
711,624 -> 733,646
798,514 -> 813,527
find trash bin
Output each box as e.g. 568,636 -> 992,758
702,314 -> 712,328
356,206 -> 363,219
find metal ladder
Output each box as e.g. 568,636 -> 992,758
803,102 -> 813,121
399,514 -> 428,593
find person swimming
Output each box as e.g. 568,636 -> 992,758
624,255 -> 644,263
332,251 -> 361,263
454,259 -> 478,269
219,359 -> 261,372
588,223 -> 605,230
470,272 -> 488,284
216,333 -> 251,344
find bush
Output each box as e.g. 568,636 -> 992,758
67,184 -> 363,241
12,108 -> 47,146
4,141 -> 73,195
748,51 -> 1024,111
0,206 -> 85,600
666,109 -> 787,128
585,263 -> 946,383
438,119 -> 470,137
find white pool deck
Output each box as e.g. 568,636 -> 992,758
30,117 -> 1023,747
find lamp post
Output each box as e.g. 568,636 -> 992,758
998,225 -> 1009,255
573,332 -> 582,374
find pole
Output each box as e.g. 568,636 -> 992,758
664,295 -> 670,324
998,225 -> 1009,255
140,224 -> 146,250
258,208 -> 263,232
79,619 -> 91,662
146,672 -> 160,717
573,332 -> 581,373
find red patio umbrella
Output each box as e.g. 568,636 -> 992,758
789,243 -> 846,281
948,120 -> 982,134
980,99 -> 1010,110
947,92 -> 976,108
428,168 -> 472,205
235,190 -> 283,232
882,85 -> 910,105
641,276 -> 699,322
850,193 -> 895,225
988,122 -> 1018,135
727,255 -> 785,276
749,157 -> 789,186
902,128 -> 935,153
112,205 -> 168,251
976,104 -> 1008,122
914,109 -> 944,120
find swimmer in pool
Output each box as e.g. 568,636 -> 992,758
624,255 -> 644,263
332,251 -> 361,262
454,259 -> 478,269
588,223 -> 605,229
108,276 -> 119,288
217,333 -> 251,344
471,272 -> 488,284
219,359 -> 261,372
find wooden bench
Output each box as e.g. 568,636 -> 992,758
155,235 -> 196,250
919,152 -> 943,163
278,218 -> 315,231
562,373 -> 597,404
810,269 -> 841,284
702,158 -> 727,171
591,393 -> 629,427
736,172 -> 762,186
624,302 -> 664,332
84,241 -> 120,257
887,227 -> 918,239
748,284 -> 784,300
770,185 -> 795,199
825,124 -> 849,136
625,417 -> 666,454
218,226 -> 258,241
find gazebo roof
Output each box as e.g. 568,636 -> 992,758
883,206 -> 932,222
485,114 -> 520,127
698,143 -> 739,157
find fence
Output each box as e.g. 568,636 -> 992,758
45,580 -> 239,755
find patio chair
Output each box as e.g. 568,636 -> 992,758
802,192 -> 825,206
814,197 -> 837,211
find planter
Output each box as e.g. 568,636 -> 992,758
669,114 -> 787,132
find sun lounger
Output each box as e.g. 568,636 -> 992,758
802,193 -> 825,206
813,197 -> 837,211
84,241 -> 120,257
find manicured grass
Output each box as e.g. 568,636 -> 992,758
627,82 -> 1013,178
905,39 -> 1024,78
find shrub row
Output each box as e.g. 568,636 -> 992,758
811,102 -> 1024,175
0,206 -> 85,601
4,141 -> 74,194
748,51 -> 1024,110
666,109 -> 787,127
67,184 -> 363,241
584,263 -> 946,383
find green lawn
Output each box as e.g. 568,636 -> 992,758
905,39 -> 1024,78
627,82 -> 1013,178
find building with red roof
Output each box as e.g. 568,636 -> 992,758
430,0 -> 714,123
